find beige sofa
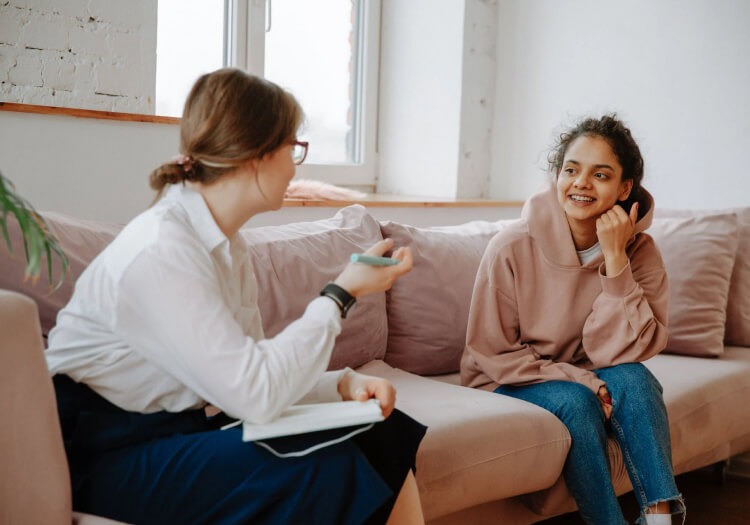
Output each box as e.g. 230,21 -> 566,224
2,204 -> 749,524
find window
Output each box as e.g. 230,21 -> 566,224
156,1 -> 225,118
156,0 -> 380,188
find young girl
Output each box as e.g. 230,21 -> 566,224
46,68 -> 426,525
461,115 -> 684,524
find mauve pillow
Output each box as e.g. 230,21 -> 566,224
656,207 -> 750,347
726,208 -> 750,346
380,220 -> 512,375
0,212 -> 121,338
648,213 -> 739,357
242,205 -> 387,370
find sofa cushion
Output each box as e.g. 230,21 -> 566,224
647,347 -> 750,468
656,207 -> 750,348
0,290 -> 72,524
242,205 -> 387,370
357,359 -> 570,521
725,208 -> 750,347
380,220 -> 510,375
0,212 -> 122,338
648,213 -> 739,357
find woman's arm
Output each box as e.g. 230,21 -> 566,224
462,245 -> 605,393
114,238 -> 410,424
582,234 -> 669,367
115,242 -> 343,424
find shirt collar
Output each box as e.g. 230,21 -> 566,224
165,184 -> 229,253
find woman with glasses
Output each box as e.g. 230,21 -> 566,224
46,68 -> 426,525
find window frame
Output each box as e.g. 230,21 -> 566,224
225,0 -> 380,188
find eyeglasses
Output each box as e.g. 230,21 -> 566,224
291,141 -> 309,165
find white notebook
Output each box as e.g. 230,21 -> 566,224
241,399 -> 384,442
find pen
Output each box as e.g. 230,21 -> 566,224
350,254 -> 401,266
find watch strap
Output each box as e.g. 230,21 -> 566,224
320,282 -> 356,319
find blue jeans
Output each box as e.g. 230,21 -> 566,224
496,363 -> 685,525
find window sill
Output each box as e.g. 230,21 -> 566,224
0,101 -> 179,124
283,193 -> 523,208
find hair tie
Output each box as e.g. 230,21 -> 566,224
171,154 -> 195,173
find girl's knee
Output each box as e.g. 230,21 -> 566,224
599,363 -> 662,396
552,385 -> 607,431
598,364 -> 668,424
500,382 -> 606,437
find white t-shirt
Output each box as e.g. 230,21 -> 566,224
46,184 -> 346,424
576,242 -> 602,266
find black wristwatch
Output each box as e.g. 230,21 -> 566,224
320,282 -> 356,319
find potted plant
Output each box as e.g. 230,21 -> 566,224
0,171 -> 69,290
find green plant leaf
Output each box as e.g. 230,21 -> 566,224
0,211 -> 11,250
25,221 -> 43,283
47,239 -> 69,292
0,171 -> 70,289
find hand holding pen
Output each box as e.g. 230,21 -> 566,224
350,253 -> 401,266
333,238 -> 412,298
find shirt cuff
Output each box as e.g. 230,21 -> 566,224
299,368 -> 351,403
308,296 -> 345,332
583,373 -> 607,394
598,261 -> 637,297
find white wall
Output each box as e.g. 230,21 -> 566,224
0,110 -> 177,223
456,0 -> 497,199
1,0 -> 749,227
0,0 -> 157,113
0,110 -> 518,227
378,0 -> 498,199
378,0 -> 466,198
491,0 -> 750,209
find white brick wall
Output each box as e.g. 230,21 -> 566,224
24,17 -> 68,50
0,0 -> 157,113
9,54 -> 42,86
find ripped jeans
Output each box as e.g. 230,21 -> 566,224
495,363 -> 685,525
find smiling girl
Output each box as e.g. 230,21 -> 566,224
461,115 -> 684,524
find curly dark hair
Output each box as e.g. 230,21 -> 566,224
548,114 -> 644,213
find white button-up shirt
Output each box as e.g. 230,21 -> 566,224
46,184 -> 345,423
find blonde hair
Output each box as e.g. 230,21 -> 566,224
149,68 -> 303,199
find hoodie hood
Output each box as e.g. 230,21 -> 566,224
521,181 -> 655,267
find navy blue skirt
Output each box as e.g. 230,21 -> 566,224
54,375 -> 427,525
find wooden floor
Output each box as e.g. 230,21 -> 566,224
539,468 -> 750,524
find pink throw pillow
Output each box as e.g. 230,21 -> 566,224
0,212 -> 121,338
648,213 -> 739,357
655,207 -> 750,348
725,208 -> 750,346
380,220 -> 511,375
242,205 -> 387,370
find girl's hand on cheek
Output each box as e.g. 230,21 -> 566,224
597,202 -> 638,276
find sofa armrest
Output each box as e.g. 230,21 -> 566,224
0,289 -> 71,524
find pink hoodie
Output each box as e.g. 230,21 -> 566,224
460,182 -> 669,394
